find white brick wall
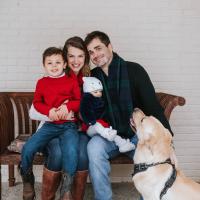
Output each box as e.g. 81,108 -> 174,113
1,0 -> 200,182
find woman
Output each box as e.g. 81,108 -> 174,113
30,36 -> 90,200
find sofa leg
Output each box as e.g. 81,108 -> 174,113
8,164 -> 15,186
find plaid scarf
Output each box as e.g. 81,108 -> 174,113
95,53 -> 134,138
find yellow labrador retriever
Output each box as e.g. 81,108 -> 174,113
131,108 -> 200,200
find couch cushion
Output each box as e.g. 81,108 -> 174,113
7,134 -> 31,153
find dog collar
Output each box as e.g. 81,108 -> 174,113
132,158 -> 172,176
132,158 -> 177,199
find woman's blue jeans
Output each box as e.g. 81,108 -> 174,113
21,122 -> 79,176
44,131 -> 90,172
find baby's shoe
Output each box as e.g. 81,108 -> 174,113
93,122 -> 117,141
114,135 -> 135,153
108,128 -> 117,141
101,128 -> 117,141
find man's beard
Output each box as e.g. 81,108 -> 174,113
96,56 -> 109,68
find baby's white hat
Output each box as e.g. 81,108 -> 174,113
83,77 -> 103,93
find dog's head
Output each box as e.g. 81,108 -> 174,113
130,108 -> 172,148
130,108 -> 177,165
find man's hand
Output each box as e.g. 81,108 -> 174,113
49,108 -> 59,121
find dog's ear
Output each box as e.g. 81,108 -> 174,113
137,125 -> 154,145
137,116 -> 157,144
137,129 -> 146,145
139,129 -> 158,151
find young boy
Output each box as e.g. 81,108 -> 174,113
80,77 -> 135,152
20,47 -> 81,200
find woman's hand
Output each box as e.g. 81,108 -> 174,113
65,110 -> 75,120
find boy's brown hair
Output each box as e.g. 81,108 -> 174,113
42,47 -> 64,64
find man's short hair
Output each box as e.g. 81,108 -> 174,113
85,31 -> 111,47
42,47 -> 64,64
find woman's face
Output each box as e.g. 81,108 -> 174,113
67,46 -> 85,75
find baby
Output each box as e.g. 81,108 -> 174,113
80,77 -> 135,152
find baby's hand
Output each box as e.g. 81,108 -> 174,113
49,108 -> 59,121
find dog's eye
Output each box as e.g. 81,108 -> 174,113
141,117 -> 146,123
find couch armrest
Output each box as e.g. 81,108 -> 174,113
0,93 -> 15,154
156,92 -> 186,120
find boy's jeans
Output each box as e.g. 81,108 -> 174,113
21,122 -> 79,176
87,134 -> 143,200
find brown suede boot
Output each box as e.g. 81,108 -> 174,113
41,167 -> 61,200
72,170 -> 88,200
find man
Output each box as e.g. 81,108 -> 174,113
84,31 -> 172,200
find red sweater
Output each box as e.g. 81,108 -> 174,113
68,70 -> 83,88
33,75 -> 81,123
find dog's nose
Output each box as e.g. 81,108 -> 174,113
134,108 -> 140,112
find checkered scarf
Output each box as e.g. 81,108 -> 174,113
95,53 -> 134,138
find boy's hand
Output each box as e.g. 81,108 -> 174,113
56,104 -> 69,120
49,108 -> 59,121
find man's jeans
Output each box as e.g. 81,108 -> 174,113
87,134 -> 141,200
44,131 -> 90,171
21,122 -> 79,176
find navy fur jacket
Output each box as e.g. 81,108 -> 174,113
80,93 -> 105,125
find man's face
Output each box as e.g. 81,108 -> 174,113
87,38 -> 113,68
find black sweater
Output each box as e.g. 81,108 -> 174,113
91,61 -> 172,137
